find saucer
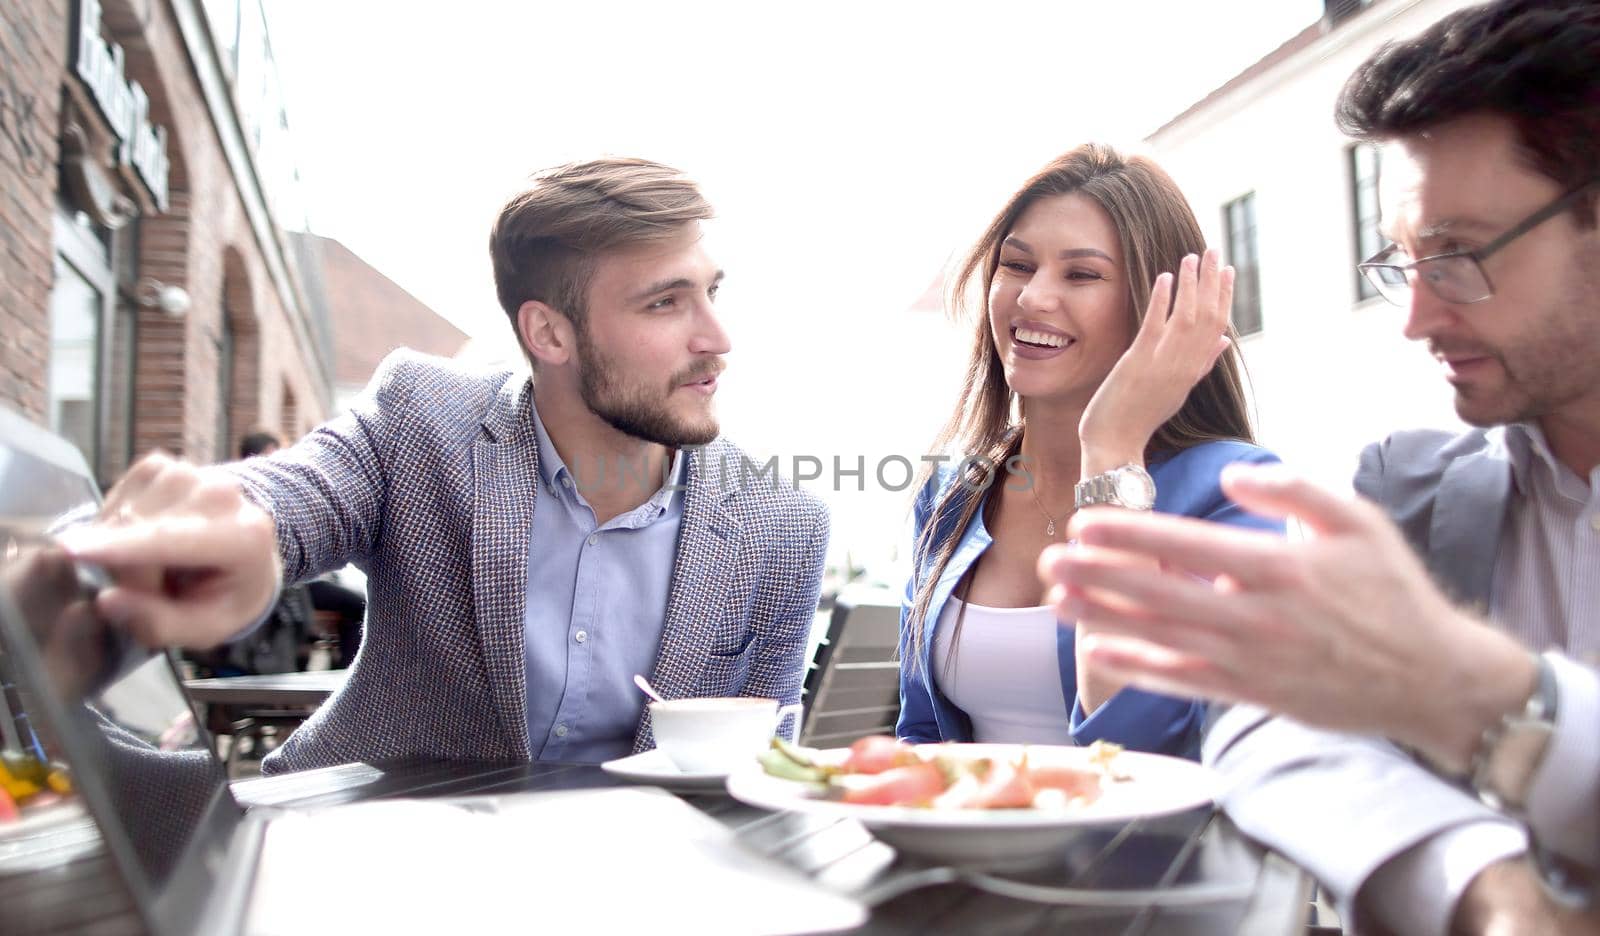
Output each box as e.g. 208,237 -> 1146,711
599,748 -> 732,792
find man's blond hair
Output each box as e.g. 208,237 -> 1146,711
489,158 -> 713,346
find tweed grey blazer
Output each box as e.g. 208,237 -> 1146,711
1353,426 -> 1510,610
230,351 -> 830,774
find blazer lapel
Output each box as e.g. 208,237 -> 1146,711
470,378 -> 538,759
1427,434 -> 1512,611
632,441 -> 743,752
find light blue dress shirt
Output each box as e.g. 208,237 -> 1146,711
524,403 -> 685,762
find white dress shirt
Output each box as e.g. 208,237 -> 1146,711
1364,422 -> 1600,933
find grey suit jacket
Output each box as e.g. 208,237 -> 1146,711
1354,426 -> 1510,608
230,351 -> 830,774
1204,427 -> 1519,929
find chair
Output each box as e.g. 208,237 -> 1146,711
798,590 -> 902,748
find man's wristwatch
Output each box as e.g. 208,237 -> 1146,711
1074,463 -> 1156,511
1469,653 -> 1593,909
1471,651 -> 1559,814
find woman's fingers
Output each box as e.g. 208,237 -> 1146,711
1153,250 -> 1232,372
1191,249 -> 1220,326
1134,271 -> 1174,351
1216,264 -> 1236,331
1169,253 -> 1198,323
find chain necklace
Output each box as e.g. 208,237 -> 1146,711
1028,485 -> 1074,538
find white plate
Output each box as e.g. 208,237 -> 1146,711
725,743 -> 1219,868
0,798 -> 102,873
599,748 -> 732,792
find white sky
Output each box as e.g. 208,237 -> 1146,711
263,0 -> 1324,574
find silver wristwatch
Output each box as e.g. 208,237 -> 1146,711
1074,463 -> 1156,511
1471,651 -> 1559,813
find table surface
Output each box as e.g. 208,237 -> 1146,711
236,759 -> 1311,935
5,758 -> 1312,935
182,669 -> 348,706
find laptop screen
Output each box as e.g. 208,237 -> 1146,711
0,545 -> 249,935
0,412 -> 246,935
0,405 -> 100,535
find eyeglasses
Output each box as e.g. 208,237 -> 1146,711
1357,180 -> 1598,306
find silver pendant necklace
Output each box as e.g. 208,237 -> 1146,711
1028,485 -> 1073,538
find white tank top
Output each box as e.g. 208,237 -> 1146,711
931,597 -> 1075,744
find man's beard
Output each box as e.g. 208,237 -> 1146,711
1436,242 -> 1600,428
575,332 -> 720,448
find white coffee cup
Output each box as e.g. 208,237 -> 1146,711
649,697 -> 803,774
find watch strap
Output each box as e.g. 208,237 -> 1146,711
1074,464 -> 1154,511
1471,651 -> 1559,813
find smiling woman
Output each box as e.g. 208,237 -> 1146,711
895,143 -> 1285,760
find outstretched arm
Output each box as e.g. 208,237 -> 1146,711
61,355 -> 412,649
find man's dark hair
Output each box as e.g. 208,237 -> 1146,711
1335,0 -> 1600,226
239,430 -> 282,459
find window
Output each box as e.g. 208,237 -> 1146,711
48,212 -> 119,477
217,310 -> 236,461
1349,143 -> 1384,301
1222,193 -> 1262,337
48,255 -> 102,464
1325,0 -> 1377,25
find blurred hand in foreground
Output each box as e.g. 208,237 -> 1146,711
58,452 -> 280,650
1037,463 -> 1536,774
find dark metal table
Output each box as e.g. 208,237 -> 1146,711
4,759 -> 1311,934
181,670 -> 348,707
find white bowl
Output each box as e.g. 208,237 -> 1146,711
725,743 -> 1221,868
649,697 -> 784,774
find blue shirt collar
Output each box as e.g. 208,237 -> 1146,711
530,399 -> 685,521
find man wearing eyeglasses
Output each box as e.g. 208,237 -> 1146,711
1036,1 -> 1599,933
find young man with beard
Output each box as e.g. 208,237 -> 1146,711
1037,2 -> 1599,933
63,158 -> 830,773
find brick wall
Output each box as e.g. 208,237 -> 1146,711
0,0 -> 66,422
3,0 -> 330,474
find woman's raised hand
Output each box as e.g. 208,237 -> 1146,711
1078,249 -> 1234,471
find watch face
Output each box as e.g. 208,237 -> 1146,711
1115,470 -> 1154,507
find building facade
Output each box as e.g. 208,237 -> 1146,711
1146,0 -> 1480,488
292,232 -> 467,411
0,0 -> 331,487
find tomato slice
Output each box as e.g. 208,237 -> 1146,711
961,758 -> 1036,809
1027,764 -> 1102,801
841,735 -> 917,775
837,762 -> 947,806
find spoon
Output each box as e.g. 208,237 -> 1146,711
633,673 -> 667,705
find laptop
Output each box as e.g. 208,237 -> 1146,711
0,411 -> 865,935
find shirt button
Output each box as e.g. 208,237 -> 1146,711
586,533 -> 599,546
555,724 -> 569,738
561,476 -> 573,488
1590,514 -> 1600,533
574,630 -> 587,643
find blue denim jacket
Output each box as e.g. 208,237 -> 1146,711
895,439 -> 1285,759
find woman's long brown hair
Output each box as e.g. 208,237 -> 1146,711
905,143 -> 1256,677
